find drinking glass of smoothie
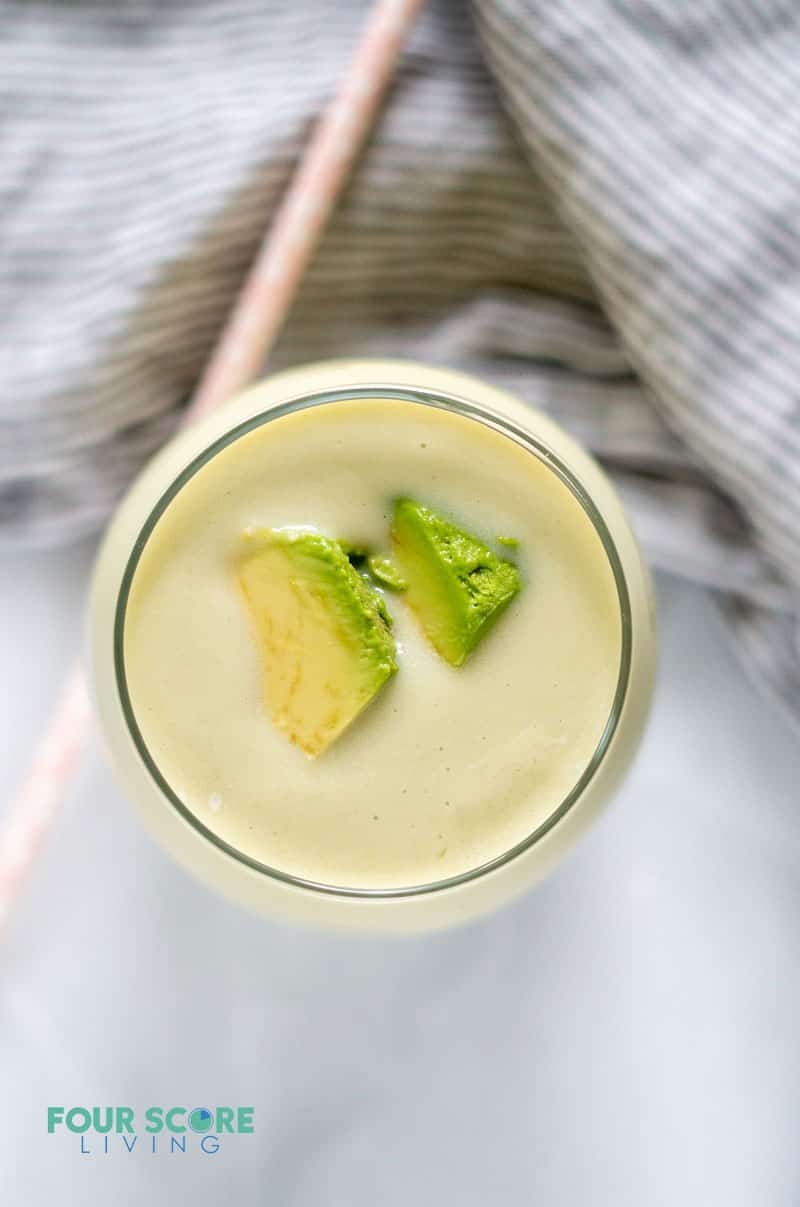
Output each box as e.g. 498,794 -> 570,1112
90,360 -> 656,930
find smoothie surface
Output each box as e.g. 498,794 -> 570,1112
123,397 -> 622,889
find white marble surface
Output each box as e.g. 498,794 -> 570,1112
1,545 -> 799,1205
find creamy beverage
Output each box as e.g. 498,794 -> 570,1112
91,361 -> 656,929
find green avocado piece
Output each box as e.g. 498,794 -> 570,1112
339,542 -> 406,595
236,529 -> 397,757
496,535 -> 519,550
366,554 -> 408,592
391,500 -> 521,667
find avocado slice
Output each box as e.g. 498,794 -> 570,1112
366,554 -> 407,593
391,500 -> 521,667
236,529 -> 397,757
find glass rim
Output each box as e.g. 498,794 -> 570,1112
114,383 -> 633,900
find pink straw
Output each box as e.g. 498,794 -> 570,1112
0,0 -> 425,933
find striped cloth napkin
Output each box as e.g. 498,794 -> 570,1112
1,0 -> 798,722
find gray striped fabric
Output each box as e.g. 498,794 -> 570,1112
1,0 -> 798,722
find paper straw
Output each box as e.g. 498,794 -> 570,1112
0,663 -> 91,929
0,0 -> 425,933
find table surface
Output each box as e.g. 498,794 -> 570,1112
1,543 -> 799,1206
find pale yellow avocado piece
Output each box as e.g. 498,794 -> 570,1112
236,529 -> 397,757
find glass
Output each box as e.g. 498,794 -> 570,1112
91,362 -> 656,929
